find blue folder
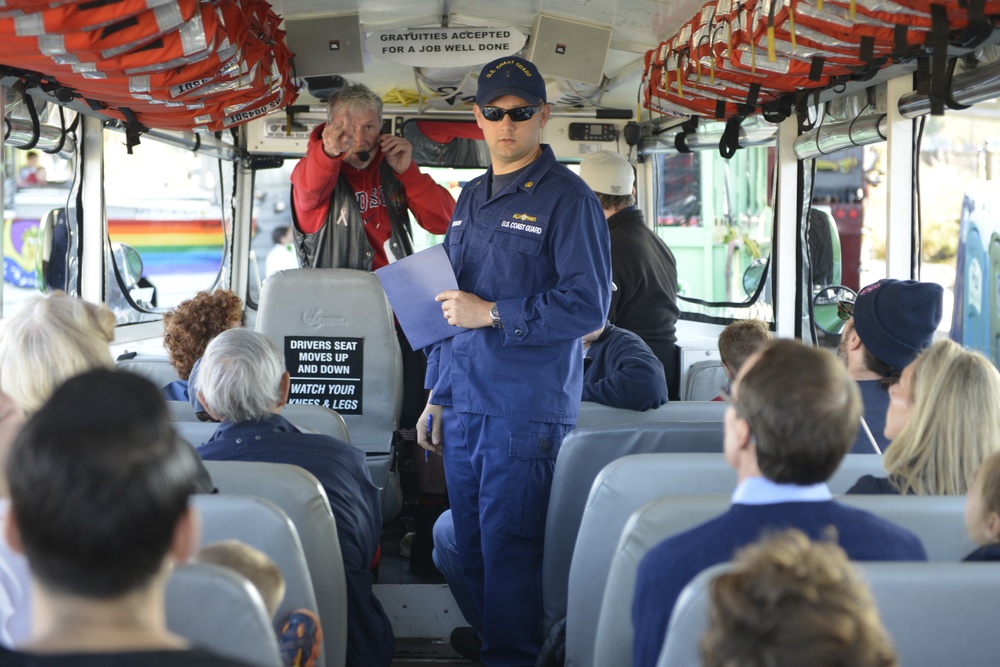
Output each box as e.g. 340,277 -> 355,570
374,244 -> 469,350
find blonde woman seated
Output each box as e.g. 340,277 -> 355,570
0,292 -> 115,646
0,292 -> 213,646
0,292 -> 115,416
848,339 -> 1000,495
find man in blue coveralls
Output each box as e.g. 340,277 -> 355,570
416,55 -> 612,667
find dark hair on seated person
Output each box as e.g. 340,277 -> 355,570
594,192 -> 636,211
862,345 -> 902,388
737,339 -> 860,485
7,368 -> 200,599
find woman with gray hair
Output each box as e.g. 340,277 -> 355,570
196,328 -> 394,667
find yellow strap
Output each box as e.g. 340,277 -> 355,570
849,0 -> 856,19
676,66 -> 684,97
789,6 -> 797,50
767,25 -> 776,61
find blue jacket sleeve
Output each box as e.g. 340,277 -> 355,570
496,192 -> 611,347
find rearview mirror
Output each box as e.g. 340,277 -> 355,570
813,285 -> 856,335
35,207 -> 69,293
743,257 -> 768,296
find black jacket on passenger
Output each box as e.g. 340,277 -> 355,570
606,206 -> 680,398
846,475 -> 903,495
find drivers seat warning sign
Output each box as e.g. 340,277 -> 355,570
284,335 -> 363,415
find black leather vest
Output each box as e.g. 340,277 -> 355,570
293,160 -> 414,270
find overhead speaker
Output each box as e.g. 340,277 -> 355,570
525,14 -> 612,86
285,14 -> 364,77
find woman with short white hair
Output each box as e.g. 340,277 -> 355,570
0,291 -> 114,415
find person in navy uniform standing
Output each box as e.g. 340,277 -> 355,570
417,55 -> 612,667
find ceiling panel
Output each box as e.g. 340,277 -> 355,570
273,0 -> 708,111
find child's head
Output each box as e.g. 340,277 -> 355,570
718,319 -> 771,382
966,452 -> 1000,546
194,540 -> 285,618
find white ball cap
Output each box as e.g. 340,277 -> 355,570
579,150 -> 634,196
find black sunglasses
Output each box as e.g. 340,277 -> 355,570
837,300 -> 854,321
480,105 -> 542,122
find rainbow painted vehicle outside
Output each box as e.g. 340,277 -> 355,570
4,186 -> 228,289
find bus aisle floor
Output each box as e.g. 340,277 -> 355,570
392,638 -> 481,665
380,513 -> 482,663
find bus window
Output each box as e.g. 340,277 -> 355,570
925,108 -> 1000,366
649,141 -> 774,323
3,143 -> 74,317
104,134 -> 231,322
250,161 -> 297,301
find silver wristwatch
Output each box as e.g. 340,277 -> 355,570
490,305 -> 502,328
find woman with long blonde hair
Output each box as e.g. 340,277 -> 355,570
849,339 -> 1000,495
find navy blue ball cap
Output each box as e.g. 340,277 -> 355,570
476,56 -> 546,106
852,279 -> 944,371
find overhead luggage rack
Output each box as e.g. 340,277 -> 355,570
642,0 -> 1000,126
0,0 -> 298,135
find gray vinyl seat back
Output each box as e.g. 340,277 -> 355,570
282,404 -> 351,443
838,495 -> 974,560
588,494 -> 972,667
660,561 -> 1000,667
166,562 -> 282,667
682,360 -> 728,401
256,268 -> 402,455
828,454 -> 889,493
166,400 -> 199,421
575,400 -> 726,428
203,461 -> 347,667
169,402 -> 351,444
174,420 -> 217,447
543,422 -> 724,637
191,495 -> 321,665
569,493 -> 728,667
565,450 -> 880,667
116,352 -> 181,387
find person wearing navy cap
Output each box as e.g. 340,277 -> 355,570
837,278 -> 944,454
417,55 -> 612,667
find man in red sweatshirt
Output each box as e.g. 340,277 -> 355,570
291,83 -> 455,270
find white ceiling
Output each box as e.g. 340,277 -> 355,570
270,0 -> 706,111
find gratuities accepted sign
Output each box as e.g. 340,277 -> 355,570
367,27 -> 526,67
